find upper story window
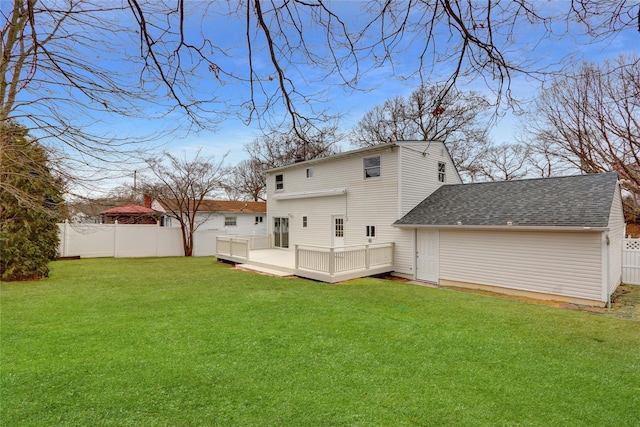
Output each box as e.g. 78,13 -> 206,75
275,174 -> 284,191
306,167 -> 314,178
225,216 -> 237,226
438,162 -> 446,183
255,216 -> 263,224
364,156 -> 381,179
302,216 -> 308,228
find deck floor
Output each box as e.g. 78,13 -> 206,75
244,248 -> 295,272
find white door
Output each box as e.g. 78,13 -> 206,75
417,230 -> 439,282
332,215 -> 345,247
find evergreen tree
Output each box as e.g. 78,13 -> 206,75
1,122 -> 65,281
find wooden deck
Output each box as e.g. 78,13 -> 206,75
216,236 -> 394,283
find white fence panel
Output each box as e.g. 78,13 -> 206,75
58,223 -> 115,257
115,224 -> 161,257
156,227 -> 185,257
623,238 -> 640,285
192,230 -> 218,257
57,223 -> 219,258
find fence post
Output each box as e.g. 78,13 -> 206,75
113,220 -> 118,257
156,220 -> 160,257
62,220 -> 69,257
295,245 -> 299,270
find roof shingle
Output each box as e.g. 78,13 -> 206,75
158,200 -> 266,213
394,172 -> 618,228
99,204 -> 159,215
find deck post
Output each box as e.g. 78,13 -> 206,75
329,247 -> 335,276
365,244 -> 370,270
295,244 -> 299,270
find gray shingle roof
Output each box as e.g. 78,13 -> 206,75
394,172 -> 618,228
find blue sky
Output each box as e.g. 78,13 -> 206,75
151,2 -> 639,167
12,1 -> 639,193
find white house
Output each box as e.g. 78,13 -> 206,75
218,141 -> 624,306
264,141 -> 461,278
153,199 -> 267,236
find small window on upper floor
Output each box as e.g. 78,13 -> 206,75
438,162 -> 446,183
225,216 -> 237,226
366,225 -> 376,238
306,167 -> 314,178
255,216 -> 263,224
302,216 -> 308,228
364,156 -> 381,179
275,174 -> 284,191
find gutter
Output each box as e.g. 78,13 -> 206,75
392,224 -> 610,233
273,188 -> 348,200
264,144 -> 398,173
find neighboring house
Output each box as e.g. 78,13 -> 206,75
153,199 -> 267,235
265,141 -> 461,277
263,141 -> 624,306
393,172 -> 624,305
99,204 -> 162,224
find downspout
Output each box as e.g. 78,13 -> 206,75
606,233 -> 611,309
398,145 -> 403,219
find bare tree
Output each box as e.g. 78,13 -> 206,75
142,151 -> 229,256
3,0 -> 636,198
224,159 -> 267,202
123,1 -> 638,132
478,143 -> 530,181
523,137 -> 572,179
524,54 -> 640,196
1,1 -> 197,199
245,124 -> 341,170
350,84 -> 492,180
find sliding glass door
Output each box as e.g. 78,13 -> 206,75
273,217 -> 289,248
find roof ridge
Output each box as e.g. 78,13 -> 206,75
442,172 -> 618,188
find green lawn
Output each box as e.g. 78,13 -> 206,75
2,257 -> 639,426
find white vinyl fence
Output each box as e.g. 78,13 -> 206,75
57,222 -> 222,258
623,238 -> 640,285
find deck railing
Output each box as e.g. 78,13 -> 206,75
295,242 -> 394,282
217,237 -> 394,283
216,235 -> 270,262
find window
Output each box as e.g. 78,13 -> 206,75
306,167 -> 314,178
366,225 -> 376,238
438,162 -> 446,183
335,217 -> 344,237
224,216 -> 237,226
364,156 -> 381,179
302,216 -> 308,228
255,216 -> 263,224
275,174 -> 284,191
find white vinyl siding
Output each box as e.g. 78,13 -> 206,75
398,143 -> 461,217
439,230 -> 604,301
265,147 -> 404,260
